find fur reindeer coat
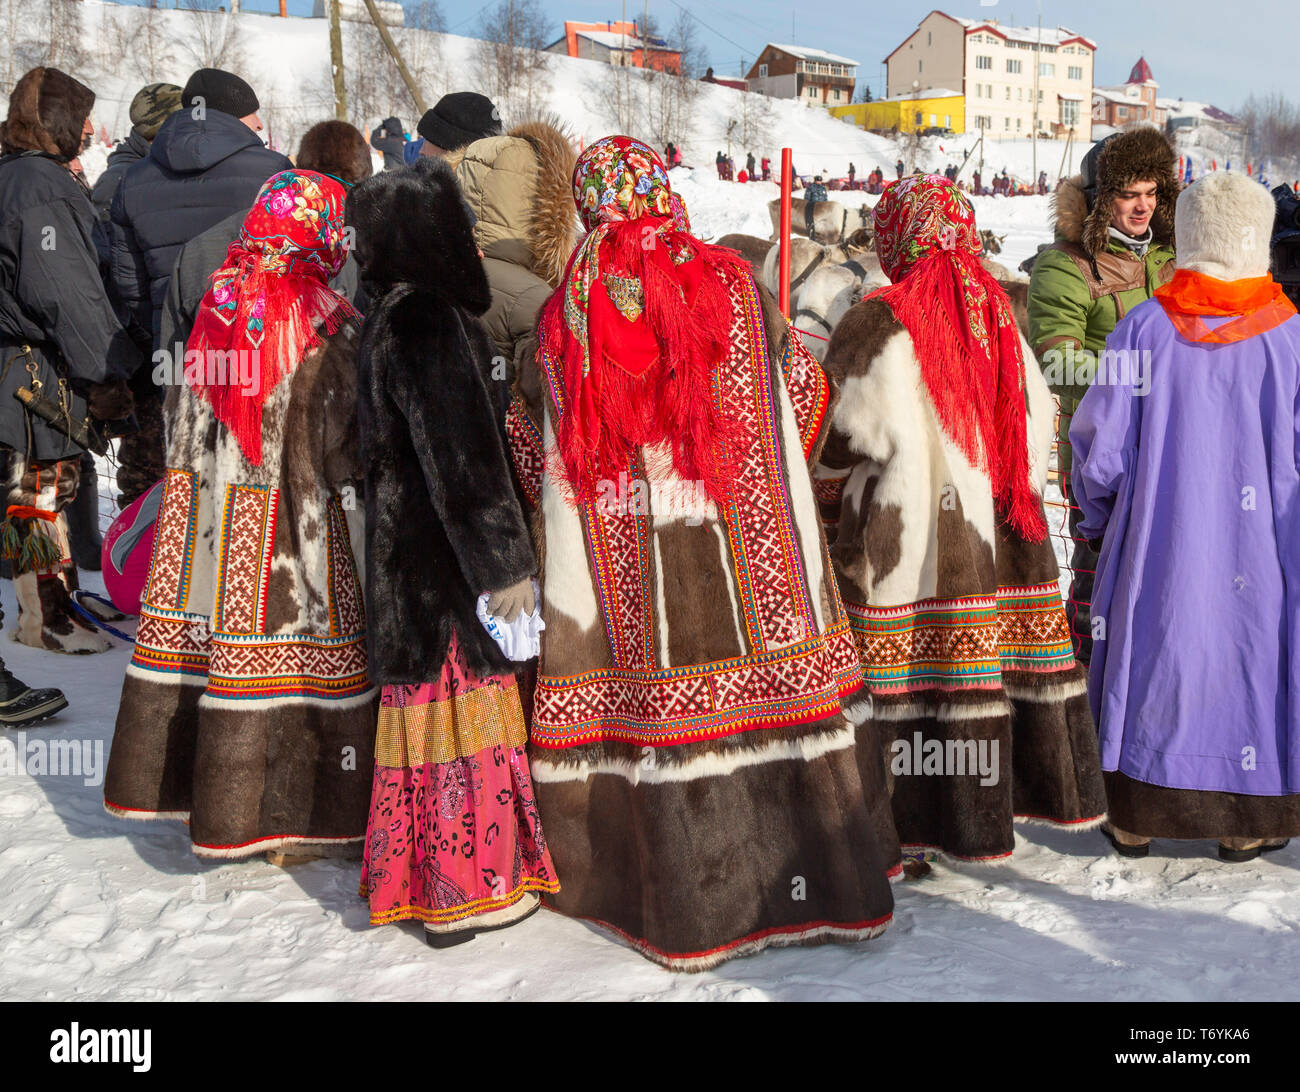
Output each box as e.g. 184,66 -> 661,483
818,297 -> 1107,861
104,326 -> 378,857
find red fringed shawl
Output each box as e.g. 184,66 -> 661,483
187,169 -> 358,465
868,175 -> 1046,541
544,135 -> 753,507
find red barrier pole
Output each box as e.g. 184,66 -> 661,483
779,147 -> 793,318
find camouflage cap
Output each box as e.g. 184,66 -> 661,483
129,82 -> 183,140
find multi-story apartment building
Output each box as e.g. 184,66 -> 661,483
884,10 -> 1094,141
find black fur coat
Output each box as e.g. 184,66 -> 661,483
349,156 -> 536,684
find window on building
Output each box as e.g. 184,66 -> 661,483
1007,59 -> 1022,74
1068,65 -> 1083,80
927,31 -> 932,45
930,114 -> 937,124
1118,106 -> 1128,118
1018,88 -> 1023,100
914,111 -> 922,125
1005,86 -> 1011,100
1040,63 -> 1055,77
1038,90 -> 1043,102
976,55 -> 992,70
833,89 -> 841,101
919,60 -> 923,72
758,63 -> 767,77
1062,100 -> 1079,126
987,84 -> 993,97
1004,117 -> 1010,130
945,115 -> 952,127
1017,117 -> 1022,130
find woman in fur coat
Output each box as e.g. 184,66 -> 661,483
507,136 -> 898,972
347,157 -> 558,945
104,169 -> 378,861
818,175 -> 1107,863
1072,171 -> 1300,861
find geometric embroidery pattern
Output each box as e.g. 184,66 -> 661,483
531,620 -> 863,749
144,468 -> 199,611
846,580 -> 1077,695
206,632 -> 369,701
530,268 -> 860,750
326,496 -> 365,638
505,396 -> 543,506
215,484 -> 278,635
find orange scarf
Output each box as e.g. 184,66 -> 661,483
1155,269 -> 1297,343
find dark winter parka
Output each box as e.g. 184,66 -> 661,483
0,90 -> 142,459
90,127 -> 149,223
108,107 -> 290,347
348,155 -> 537,684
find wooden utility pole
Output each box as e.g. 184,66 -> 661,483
329,0 -> 347,120
361,0 -> 427,115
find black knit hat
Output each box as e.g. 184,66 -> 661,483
181,68 -> 259,119
416,92 -> 501,151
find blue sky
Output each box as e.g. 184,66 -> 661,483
255,0 -> 1281,109
425,0 -> 1287,110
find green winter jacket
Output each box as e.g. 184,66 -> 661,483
1027,176 -> 1176,473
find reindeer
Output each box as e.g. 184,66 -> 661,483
767,197 -> 851,244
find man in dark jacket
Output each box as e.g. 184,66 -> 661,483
369,115 -> 406,170
158,119 -> 373,364
89,82 -> 181,225
107,68 -> 289,510
0,67 -> 142,668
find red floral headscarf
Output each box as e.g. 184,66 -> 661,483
542,135 -> 750,506
867,175 -> 1045,541
188,169 -> 359,465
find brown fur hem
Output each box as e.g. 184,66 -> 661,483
1104,770 -> 1300,840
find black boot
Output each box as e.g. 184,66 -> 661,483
64,452 -> 103,572
0,662 -> 68,727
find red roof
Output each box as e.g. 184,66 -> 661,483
1128,56 -> 1154,83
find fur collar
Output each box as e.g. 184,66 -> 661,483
448,117 -> 578,289
346,155 -> 490,314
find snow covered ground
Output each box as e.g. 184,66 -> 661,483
7,2 -> 1298,1004
5,567 -> 1300,1002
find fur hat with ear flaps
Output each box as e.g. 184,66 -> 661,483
1053,125 -> 1180,258
1,67 -> 95,161
1175,171 -> 1277,282
346,154 -> 491,314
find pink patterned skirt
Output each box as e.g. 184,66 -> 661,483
360,634 -> 559,927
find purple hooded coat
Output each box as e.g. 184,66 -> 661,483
1071,296 -> 1300,796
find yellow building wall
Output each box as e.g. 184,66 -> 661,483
830,96 -> 964,133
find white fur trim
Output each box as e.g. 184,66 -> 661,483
1013,812 -> 1107,832
124,661 -> 209,687
191,833 -> 363,860
530,724 -> 855,785
636,917 -> 890,972
775,373 -> 827,632
1176,171 -> 1276,281
103,801 -> 191,822
540,411 -> 600,633
196,687 -> 377,713
1003,676 -> 1089,703
870,695 -> 1012,723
